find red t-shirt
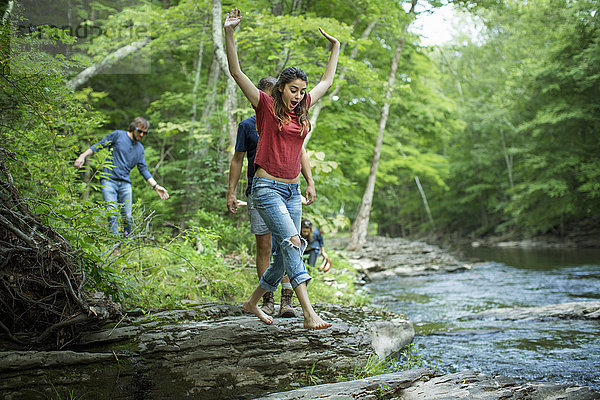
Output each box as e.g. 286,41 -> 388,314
254,90 -> 311,179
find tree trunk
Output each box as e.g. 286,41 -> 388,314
181,2 -> 228,223
348,1 -> 417,250
271,0 -> 283,16
502,117 -> 516,189
500,129 -> 514,189
398,143 -> 434,227
224,77 -> 238,165
348,93 -> 393,250
212,0 -> 238,165
291,0 -> 302,15
2,0 -> 14,25
183,29 -> 206,209
181,54 -> 220,223
414,176 -> 434,226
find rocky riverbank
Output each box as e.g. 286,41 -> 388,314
329,235 -> 472,283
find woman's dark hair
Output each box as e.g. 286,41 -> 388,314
128,116 -> 149,132
272,67 -> 311,135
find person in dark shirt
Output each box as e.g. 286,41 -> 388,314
74,117 -> 168,236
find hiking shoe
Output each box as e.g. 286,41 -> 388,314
278,288 -> 297,318
260,291 -> 275,315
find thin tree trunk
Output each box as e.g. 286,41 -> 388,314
414,176 -> 433,226
2,0 -> 14,25
500,128 -> 514,189
211,0 -> 238,164
502,117 -> 516,189
271,0 -> 283,16
182,50 -> 221,222
305,19 -> 378,146
66,37 -> 150,90
291,0 -> 302,15
185,29 -> 206,176
348,39 -> 404,250
182,0 -> 234,222
348,0 -> 417,251
224,78 -> 238,164
398,143 -> 434,227
180,27 -> 206,226
200,56 -> 221,129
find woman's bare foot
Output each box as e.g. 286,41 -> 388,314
243,300 -> 274,325
303,313 -> 332,330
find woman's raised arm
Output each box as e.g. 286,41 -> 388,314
224,8 -> 260,107
309,28 -> 340,104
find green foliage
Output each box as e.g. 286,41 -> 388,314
305,361 -> 322,386
350,344 -> 441,381
191,209 -> 253,255
396,343 -> 440,372
45,383 -> 88,400
342,344 -> 441,384
307,254 -> 369,306
1,14 -> 124,297
351,354 -> 395,380
115,226 -> 248,308
433,0 -> 600,238
4,0 -> 598,321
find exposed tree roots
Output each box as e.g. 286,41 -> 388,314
0,148 -> 120,349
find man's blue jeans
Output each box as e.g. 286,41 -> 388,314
101,179 -> 133,236
304,248 -> 320,269
251,177 -> 311,291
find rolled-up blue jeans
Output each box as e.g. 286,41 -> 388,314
101,178 -> 133,236
251,177 -> 311,291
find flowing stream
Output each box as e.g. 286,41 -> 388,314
364,246 -> 600,389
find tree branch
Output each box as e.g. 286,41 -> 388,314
66,37 -> 151,90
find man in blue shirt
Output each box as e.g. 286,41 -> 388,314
227,77 -> 315,318
75,117 -> 168,236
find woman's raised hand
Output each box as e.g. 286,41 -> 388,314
224,8 -> 242,30
318,27 -> 340,46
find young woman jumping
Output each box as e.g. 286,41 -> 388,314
224,7 -> 340,329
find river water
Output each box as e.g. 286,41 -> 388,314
364,246 -> 600,390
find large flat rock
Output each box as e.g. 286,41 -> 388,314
0,303 -> 414,399
471,300 -> 600,320
254,370 -> 600,400
401,370 -> 600,400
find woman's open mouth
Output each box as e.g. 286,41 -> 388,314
290,100 -> 298,109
